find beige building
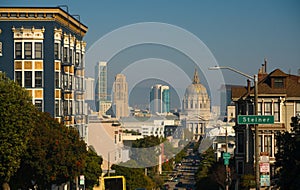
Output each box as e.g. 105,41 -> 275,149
113,74 -> 129,118
232,65 -> 300,179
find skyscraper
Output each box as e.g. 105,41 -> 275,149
113,74 -> 129,118
0,7 -> 88,140
85,77 -> 94,100
95,61 -> 108,112
150,84 -> 170,114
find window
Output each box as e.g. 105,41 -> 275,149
75,101 -> 79,114
63,47 -> 68,62
63,74 -> 68,88
35,71 -> 42,87
54,43 -> 59,59
15,42 -> 22,59
34,100 -> 43,112
55,100 -> 60,117
34,42 -> 42,59
264,103 -> 272,115
69,100 -> 73,115
264,135 -> 272,156
237,133 -> 245,153
274,78 -> 284,88
55,72 -> 60,88
69,49 -> 73,64
24,71 -> 32,87
15,71 -> 22,86
75,52 -> 80,66
296,102 -> 300,116
0,42 -> 2,56
257,102 -> 262,115
24,42 -> 32,59
259,135 -> 263,153
63,100 -> 68,115
274,103 -> 280,122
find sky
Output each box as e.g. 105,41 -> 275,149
1,0 -> 300,108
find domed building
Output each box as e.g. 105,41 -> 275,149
181,68 -> 211,140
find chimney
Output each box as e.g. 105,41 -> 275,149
264,58 -> 267,73
247,79 -> 251,93
258,58 -> 268,81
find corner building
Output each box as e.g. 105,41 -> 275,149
0,7 -> 88,140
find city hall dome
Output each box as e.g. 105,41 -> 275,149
182,69 -> 210,116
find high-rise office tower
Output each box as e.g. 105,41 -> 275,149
113,74 -> 129,118
161,85 -> 170,113
85,77 -> 94,100
0,7 -> 88,140
150,84 -> 170,114
95,61 -> 107,112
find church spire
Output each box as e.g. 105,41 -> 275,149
193,68 -> 200,84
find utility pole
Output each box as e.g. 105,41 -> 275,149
225,125 -> 229,190
254,74 -> 260,190
209,66 -> 260,189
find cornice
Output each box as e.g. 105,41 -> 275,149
0,7 -> 88,36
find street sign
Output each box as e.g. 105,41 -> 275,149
223,152 -> 230,159
260,163 -> 270,173
79,175 -> 84,185
238,115 -> 274,124
223,152 -> 230,165
224,159 -> 229,165
260,175 -> 270,187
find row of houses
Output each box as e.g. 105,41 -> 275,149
229,63 -> 300,187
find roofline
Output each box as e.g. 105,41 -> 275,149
0,7 -> 88,36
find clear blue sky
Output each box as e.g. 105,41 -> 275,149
2,0 -> 299,80
1,0 -> 300,107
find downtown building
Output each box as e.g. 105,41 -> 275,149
0,7 -> 88,140
181,68 -> 211,141
113,73 -> 129,118
95,61 -> 112,115
231,64 -> 300,183
150,84 -> 170,114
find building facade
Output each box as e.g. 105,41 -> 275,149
95,61 -> 108,112
85,77 -> 94,100
150,84 -> 170,114
232,66 -> 300,179
113,74 -> 129,118
0,7 -> 88,140
181,68 -> 211,141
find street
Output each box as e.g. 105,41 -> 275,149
163,147 -> 200,190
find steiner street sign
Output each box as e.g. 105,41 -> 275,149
238,115 -> 274,124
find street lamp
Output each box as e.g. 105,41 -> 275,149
209,66 -> 260,190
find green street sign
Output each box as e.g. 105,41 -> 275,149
238,115 -> 274,124
223,152 -> 230,159
224,159 -> 229,165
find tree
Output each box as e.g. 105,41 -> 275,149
195,147 -> 219,190
83,147 -> 103,190
0,73 -> 37,189
11,112 -> 88,189
111,164 -> 155,190
275,116 -> 300,190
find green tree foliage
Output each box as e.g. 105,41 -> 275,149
83,147 -> 103,190
131,136 -> 163,167
0,73 -> 37,189
11,112 -> 87,189
111,164 -> 155,190
275,116 -> 300,190
195,147 -> 219,190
